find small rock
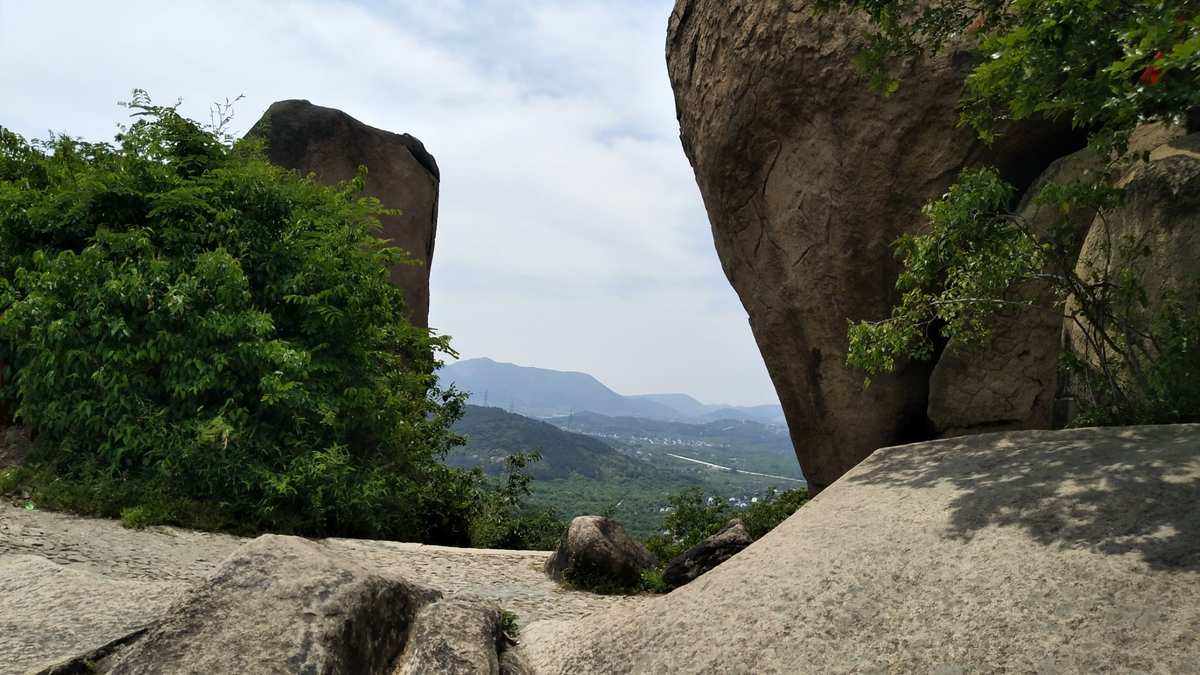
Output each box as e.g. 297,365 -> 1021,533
545,516 -> 655,592
662,519 -> 754,590
394,596 -> 503,675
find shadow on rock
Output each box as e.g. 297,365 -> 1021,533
846,425 -> 1200,570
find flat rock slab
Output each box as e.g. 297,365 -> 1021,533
0,507 -> 637,674
102,534 -> 434,674
0,556 -> 181,675
523,425 -> 1200,673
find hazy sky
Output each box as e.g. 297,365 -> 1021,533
0,0 -> 779,406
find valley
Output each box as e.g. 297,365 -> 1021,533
447,404 -> 805,538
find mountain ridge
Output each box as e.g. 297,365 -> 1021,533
441,358 -> 785,424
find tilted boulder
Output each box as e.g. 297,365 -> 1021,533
545,516 -> 655,592
666,0 -> 1079,489
927,149 -> 1104,436
247,100 -> 439,327
662,518 -> 753,590
99,534 -> 439,674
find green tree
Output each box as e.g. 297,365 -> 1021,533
833,0 -> 1200,155
0,92 -> 478,542
839,0 -> 1200,424
468,451 -> 567,550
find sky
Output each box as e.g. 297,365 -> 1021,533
0,0 -> 779,406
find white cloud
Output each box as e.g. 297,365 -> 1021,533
0,0 -> 779,406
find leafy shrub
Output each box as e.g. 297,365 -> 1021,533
468,452 -> 567,550
846,168 -> 1200,426
832,0 -> 1200,158
837,0 -> 1200,426
739,488 -> 811,539
644,488 -> 731,562
0,93 -> 477,542
644,487 -> 809,564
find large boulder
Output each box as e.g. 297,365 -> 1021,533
666,0 -> 1081,490
1076,133 -> 1200,319
1061,134 -> 1200,414
545,516 -> 655,592
99,534 -> 438,674
246,100 -> 439,327
927,149 -> 1105,436
522,425 -> 1200,672
661,518 -> 753,590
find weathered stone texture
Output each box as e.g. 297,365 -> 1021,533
522,425 -> 1200,672
545,516 -> 655,591
927,149 -> 1104,436
102,534 -> 437,674
666,0 -> 1079,489
247,100 -> 439,326
661,518 -> 752,590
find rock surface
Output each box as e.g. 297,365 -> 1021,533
246,100 -> 439,326
545,516 -> 655,591
0,506 -> 634,675
1075,132 -> 1200,326
666,0 -> 1081,490
101,534 -> 437,674
394,596 -> 503,675
0,427 -> 28,471
0,556 -> 179,675
1063,133 -> 1200,413
927,149 -> 1104,436
522,425 -> 1200,672
661,518 -> 752,590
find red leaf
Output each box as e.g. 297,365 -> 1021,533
1140,51 -> 1165,86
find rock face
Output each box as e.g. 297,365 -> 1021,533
545,516 -> 655,591
661,518 -> 753,590
522,425 -> 1200,672
394,596 -> 504,675
1078,133 -> 1200,319
666,0 -> 1081,489
0,426 -> 29,470
247,100 -> 439,326
1064,134 -> 1200,408
100,534 -> 438,674
927,149 -> 1104,436
0,556 -> 180,675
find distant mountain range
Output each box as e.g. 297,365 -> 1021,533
446,404 -> 800,537
440,358 -> 785,424
447,405 -> 666,481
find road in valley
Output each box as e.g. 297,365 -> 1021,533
664,453 -> 807,485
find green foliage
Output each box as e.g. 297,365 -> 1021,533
638,567 -> 670,594
838,0 -> 1200,426
739,488 -> 811,539
0,92 -> 479,542
847,165 -> 1200,425
830,0 -> 1200,154
499,610 -> 520,639
846,168 -> 1034,381
644,487 -> 731,562
467,452 -> 567,550
644,487 -> 809,565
